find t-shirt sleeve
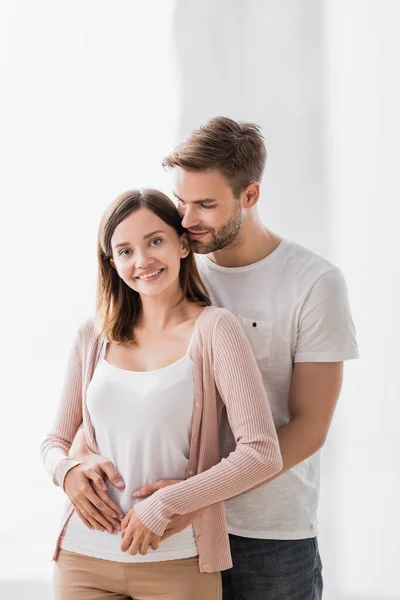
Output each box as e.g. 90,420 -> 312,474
294,268 -> 359,363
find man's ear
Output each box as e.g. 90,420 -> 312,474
242,181 -> 260,208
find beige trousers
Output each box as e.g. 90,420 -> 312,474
54,549 -> 222,600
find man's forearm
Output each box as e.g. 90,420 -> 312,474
69,423 -> 91,460
250,417 -> 325,490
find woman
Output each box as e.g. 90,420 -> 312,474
41,189 -> 282,600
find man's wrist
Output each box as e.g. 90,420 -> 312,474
69,443 -> 91,461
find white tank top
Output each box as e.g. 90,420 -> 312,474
61,340 -> 198,562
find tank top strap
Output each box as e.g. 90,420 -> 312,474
99,336 -> 108,361
186,311 -> 203,359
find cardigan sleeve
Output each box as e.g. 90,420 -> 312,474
134,310 -> 283,536
40,330 -> 84,489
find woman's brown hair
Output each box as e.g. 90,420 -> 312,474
96,189 -> 211,344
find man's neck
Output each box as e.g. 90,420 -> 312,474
207,220 -> 283,268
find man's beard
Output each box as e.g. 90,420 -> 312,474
189,208 -> 243,254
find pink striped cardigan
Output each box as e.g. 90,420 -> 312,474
41,306 -> 282,572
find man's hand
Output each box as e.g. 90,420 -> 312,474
132,479 -> 182,499
69,425 -> 125,491
64,464 -> 125,533
120,509 -> 161,555
161,512 -> 198,541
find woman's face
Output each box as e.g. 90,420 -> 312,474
110,208 -> 189,298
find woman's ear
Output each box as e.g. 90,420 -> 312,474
110,257 -> 116,269
180,233 -> 191,259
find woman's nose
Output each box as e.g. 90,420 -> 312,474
135,249 -> 154,268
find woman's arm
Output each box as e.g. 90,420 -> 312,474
134,311 -> 283,536
40,332 -> 84,488
40,325 -> 123,531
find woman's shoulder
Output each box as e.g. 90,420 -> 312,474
199,306 -> 242,337
76,316 -> 104,345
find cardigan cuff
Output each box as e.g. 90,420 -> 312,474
134,495 -> 171,537
54,457 -> 81,490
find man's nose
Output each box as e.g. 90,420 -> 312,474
180,206 -> 197,229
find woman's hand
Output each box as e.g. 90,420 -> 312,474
120,509 -> 161,555
64,464 -> 124,533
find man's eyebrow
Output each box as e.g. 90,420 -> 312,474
113,230 -> 165,249
173,192 -> 217,204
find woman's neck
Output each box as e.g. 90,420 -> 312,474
138,288 -> 194,333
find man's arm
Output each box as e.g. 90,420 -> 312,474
251,361 -> 343,489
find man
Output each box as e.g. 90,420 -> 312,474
67,117 -> 358,598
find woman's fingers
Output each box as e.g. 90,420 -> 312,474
149,535 -> 160,551
86,487 -> 119,521
139,537 -> 150,555
94,485 -> 125,520
128,535 -> 142,556
79,498 -> 114,533
77,504 -> 105,531
120,528 -> 132,552
74,505 -> 92,530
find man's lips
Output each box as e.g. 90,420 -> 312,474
188,230 -> 209,239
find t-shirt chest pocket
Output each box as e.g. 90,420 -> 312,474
237,316 -> 273,361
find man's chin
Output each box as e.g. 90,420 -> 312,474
190,240 -> 213,254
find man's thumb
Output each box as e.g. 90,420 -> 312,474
132,483 -> 159,498
102,462 -> 125,488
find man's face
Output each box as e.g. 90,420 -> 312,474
173,168 -> 243,254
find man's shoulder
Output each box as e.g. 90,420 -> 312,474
279,240 -> 340,286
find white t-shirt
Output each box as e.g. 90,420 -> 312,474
196,239 -> 359,540
61,350 -> 198,562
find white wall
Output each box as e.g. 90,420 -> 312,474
172,1 -> 398,599
323,1 -> 400,598
0,1 -> 179,597
1,1 -> 399,599
174,0 -> 329,257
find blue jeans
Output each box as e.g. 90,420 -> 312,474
222,535 -> 323,600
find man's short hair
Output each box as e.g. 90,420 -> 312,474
163,116 -> 267,198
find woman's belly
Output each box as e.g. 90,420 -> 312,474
61,356 -> 198,562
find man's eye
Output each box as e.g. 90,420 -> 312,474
202,204 -> 216,209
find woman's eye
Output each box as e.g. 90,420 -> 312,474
119,248 -> 132,256
150,238 -> 162,246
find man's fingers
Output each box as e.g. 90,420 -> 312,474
86,469 -> 107,491
101,460 -> 125,489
